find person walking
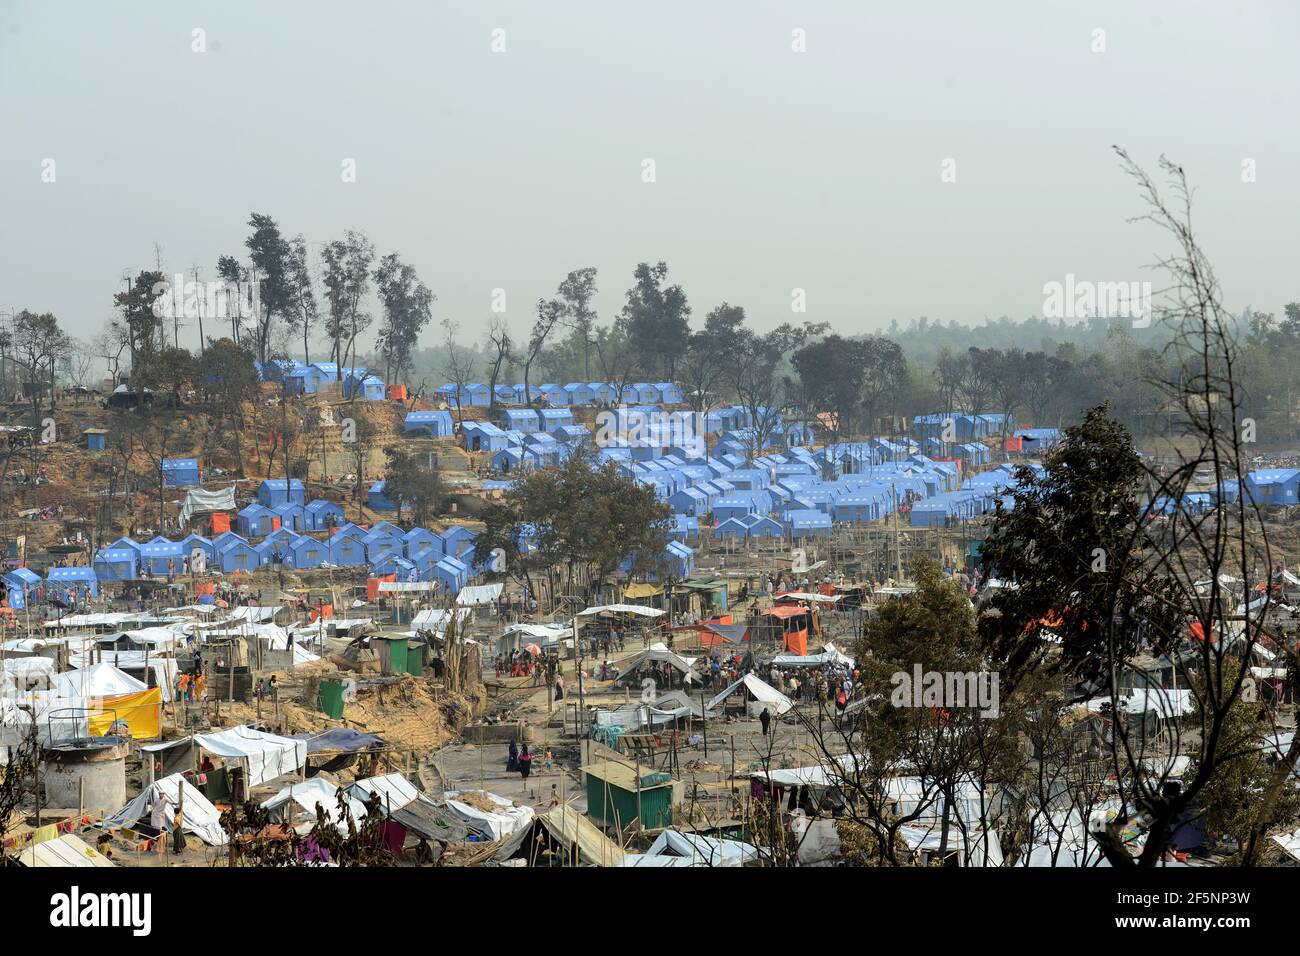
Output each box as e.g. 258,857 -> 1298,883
759,706 -> 771,737
518,743 -> 533,790
554,673 -> 565,702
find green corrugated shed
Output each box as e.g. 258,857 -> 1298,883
405,641 -> 425,677
584,761 -> 673,830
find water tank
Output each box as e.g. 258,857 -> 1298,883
43,735 -> 129,813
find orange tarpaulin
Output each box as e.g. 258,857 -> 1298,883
210,513 -> 231,534
196,581 -> 215,597
387,384 -> 408,401
367,575 -> 396,602
311,604 -> 334,622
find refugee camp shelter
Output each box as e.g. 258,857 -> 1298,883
94,547 -> 139,582
160,458 -> 200,487
404,410 -> 455,437
236,503 -> 277,538
584,757 -> 674,830
46,566 -> 99,598
257,478 -> 307,508
303,498 -> 345,531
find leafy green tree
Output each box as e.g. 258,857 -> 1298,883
382,444 -> 446,526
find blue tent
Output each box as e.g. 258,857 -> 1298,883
494,383 -> 521,404
304,499 -> 346,532
367,481 -> 398,511
785,509 -> 833,537
652,382 -> 682,404
237,503 -> 277,538
3,567 -> 43,609
433,555 -> 470,591
258,478 -> 307,508
47,566 -> 100,598
363,530 -> 405,565
539,408 -> 573,430
462,421 -> 509,453
402,527 -> 441,558
344,372 -> 386,401
287,536 -> 327,569
328,535 -> 367,566
139,540 -> 186,576
564,383 -> 595,405
272,502 -> 306,532
501,408 -> 541,433
180,533 -> 216,563
441,525 -> 477,561
94,548 -> 138,582
713,516 -> 751,539
404,410 -> 455,438
217,539 -> 259,572
161,458 -> 200,487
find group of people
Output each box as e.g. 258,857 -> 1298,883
768,662 -> 859,713
176,665 -> 208,703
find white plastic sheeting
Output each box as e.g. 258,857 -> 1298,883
575,603 -> 665,618
102,772 -> 227,846
195,725 -> 306,787
707,673 -> 794,716
625,829 -> 759,867
178,486 -> 237,524
456,583 -> 503,606
50,662 -> 146,699
262,779 -> 368,830
444,790 -> 536,841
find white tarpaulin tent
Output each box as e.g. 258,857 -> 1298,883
456,583 -> 503,606
103,772 -> 227,846
752,752 -> 862,788
707,673 -> 794,716
623,829 -> 760,867
617,645 -> 699,684
771,641 -> 855,668
1083,688 -> 1193,720
346,773 -> 422,812
195,725 -> 306,788
0,690 -> 89,753
575,603 -> 665,618
444,789 -> 536,840
262,778 -> 368,830
178,486 -> 238,525
51,662 -> 146,699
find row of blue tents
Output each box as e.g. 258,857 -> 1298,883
91,520 -> 484,590
4,566 -> 101,609
437,381 -> 686,408
258,360 -> 390,400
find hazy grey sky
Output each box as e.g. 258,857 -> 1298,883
2,0 -> 1298,353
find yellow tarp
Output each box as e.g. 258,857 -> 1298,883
87,687 -> 162,739
623,583 -> 663,599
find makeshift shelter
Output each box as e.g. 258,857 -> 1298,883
624,829 -> 758,867
236,503 -> 277,538
763,604 -> 818,656
16,833 -> 114,867
707,673 -> 794,716
493,804 -> 626,867
584,759 -> 674,830
45,566 -> 99,598
617,645 -> 698,685
102,772 -> 228,846
194,725 -> 307,788
160,458 -> 200,487
443,789 -> 536,840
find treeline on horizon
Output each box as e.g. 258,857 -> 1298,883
10,208 -> 1300,450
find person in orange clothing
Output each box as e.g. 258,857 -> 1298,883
177,672 -> 191,702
